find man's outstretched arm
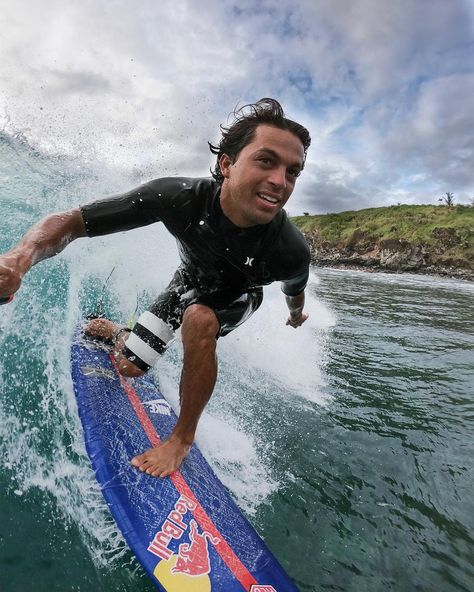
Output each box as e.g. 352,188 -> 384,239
0,209 -> 86,299
285,291 -> 309,328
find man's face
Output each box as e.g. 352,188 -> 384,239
219,124 -> 305,227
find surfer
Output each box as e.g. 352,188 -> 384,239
0,98 -> 311,478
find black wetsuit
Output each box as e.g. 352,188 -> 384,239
80,177 -> 310,370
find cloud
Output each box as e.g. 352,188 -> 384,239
383,73 -> 474,188
297,181 -> 368,216
0,0 -> 472,211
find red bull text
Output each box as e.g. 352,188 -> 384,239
148,494 -> 197,561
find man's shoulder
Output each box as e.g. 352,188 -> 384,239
263,213 -> 310,282
142,176 -> 217,228
145,176 -> 217,199
277,214 -> 310,260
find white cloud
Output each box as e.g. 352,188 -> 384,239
0,0 -> 472,212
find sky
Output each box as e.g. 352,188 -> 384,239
1,0 -> 473,214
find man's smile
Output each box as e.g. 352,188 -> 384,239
257,192 -> 281,205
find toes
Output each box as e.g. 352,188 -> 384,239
135,462 -> 153,473
131,451 -> 151,464
139,460 -> 153,472
151,468 -> 170,478
131,454 -> 163,475
131,458 -> 148,471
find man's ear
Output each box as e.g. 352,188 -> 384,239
219,154 -> 232,179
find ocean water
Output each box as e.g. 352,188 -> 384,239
1,132 -> 473,591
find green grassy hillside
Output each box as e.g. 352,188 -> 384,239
292,204 -> 474,269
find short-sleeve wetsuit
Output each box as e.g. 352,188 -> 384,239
80,177 -> 310,371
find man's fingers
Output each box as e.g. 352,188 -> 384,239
0,259 -> 23,296
286,312 -> 309,328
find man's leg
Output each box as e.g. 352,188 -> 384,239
85,286 -> 261,477
131,303 -> 219,477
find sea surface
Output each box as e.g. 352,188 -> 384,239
1,132 -> 473,591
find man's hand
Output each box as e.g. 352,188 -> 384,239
0,253 -> 25,300
286,311 -> 309,328
285,291 -> 308,328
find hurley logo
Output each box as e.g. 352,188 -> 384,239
244,257 -> 254,267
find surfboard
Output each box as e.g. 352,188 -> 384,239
71,326 -> 299,592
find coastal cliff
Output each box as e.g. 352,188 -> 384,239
292,205 -> 474,281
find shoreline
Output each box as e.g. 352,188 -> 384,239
292,205 -> 473,285
311,259 -> 474,282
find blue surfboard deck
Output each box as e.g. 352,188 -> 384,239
71,327 -> 299,592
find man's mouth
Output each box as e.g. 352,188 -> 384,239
257,192 -> 280,205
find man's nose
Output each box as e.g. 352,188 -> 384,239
268,165 -> 287,188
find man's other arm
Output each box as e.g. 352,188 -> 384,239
0,209 -> 86,300
285,291 -> 308,328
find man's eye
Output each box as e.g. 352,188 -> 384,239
288,169 -> 300,178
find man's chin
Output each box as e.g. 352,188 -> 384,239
253,209 -> 281,225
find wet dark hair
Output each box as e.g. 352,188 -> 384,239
209,98 -> 311,185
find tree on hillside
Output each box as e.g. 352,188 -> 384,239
438,192 -> 454,207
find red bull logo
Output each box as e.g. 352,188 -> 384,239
150,495 -> 221,591
171,519 -> 220,576
149,493 -> 277,592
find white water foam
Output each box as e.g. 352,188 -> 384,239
219,272 -> 335,406
0,294 -> 128,567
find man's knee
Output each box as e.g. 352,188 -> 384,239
182,304 -> 219,345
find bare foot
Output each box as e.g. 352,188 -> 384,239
84,318 -> 120,342
131,435 -> 192,478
